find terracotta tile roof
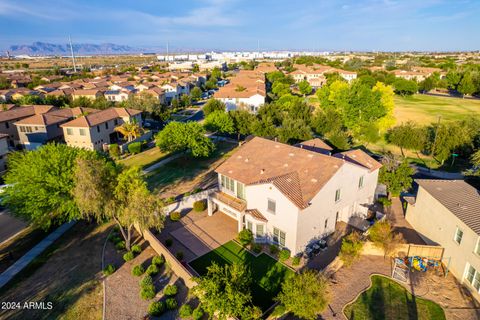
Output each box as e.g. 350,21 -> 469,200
216,137 -> 346,209
72,89 -> 102,96
416,179 -> 480,235
333,149 -> 382,172
245,209 -> 268,222
0,105 -> 54,123
61,107 -> 141,128
211,191 -> 247,212
297,138 -> 333,152
14,114 -> 66,126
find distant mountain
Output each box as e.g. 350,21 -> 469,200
8,42 -> 143,55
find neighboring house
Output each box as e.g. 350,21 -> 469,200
290,64 -> 357,87
0,133 -> 9,172
405,179 -> 480,301
104,90 -> 132,102
296,138 -> 333,155
72,89 -> 103,100
0,90 -> 13,102
207,137 -> 381,255
161,83 -> 180,102
143,87 -> 166,104
14,107 -> 98,150
61,107 -> 142,151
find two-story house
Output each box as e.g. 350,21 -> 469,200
405,179 -> 480,301
207,137 -> 381,255
61,107 -> 142,151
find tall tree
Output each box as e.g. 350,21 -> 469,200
276,270 -> 329,320
298,80 -> 312,96
229,110 -> 254,140
379,155 -> 415,197
203,99 -> 226,116
114,120 -> 143,142
204,110 -> 235,134
393,78 -> 418,96
368,220 -> 405,257
190,87 -> 203,101
277,118 -> 312,144
458,72 -> 476,97
430,121 -> 474,165
386,121 -> 428,157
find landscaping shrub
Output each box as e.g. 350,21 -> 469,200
176,251 -> 184,261
123,251 -> 135,262
146,264 -> 159,276
140,275 -> 153,287
269,244 -> 279,254
165,196 -> 175,204
132,265 -> 145,276
192,306 -> 204,320
131,244 -> 142,254
170,211 -> 181,222
166,298 -> 178,310
140,285 -> 156,300
193,200 -> 207,212
184,192 -> 191,197
251,242 -> 262,253
340,231 -> 364,267
115,240 -> 126,250
271,304 -> 286,318
164,284 -> 178,296
109,143 -> 120,158
292,256 -> 301,266
192,187 -> 202,194
237,229 -> 253,247
279,249 -> 291,262
377,197 -> 392,207
179,304 -> 192,318
152,255 -> 165,266
165,238 -> 173,247
148,301 -> 166,316
103,264 -> 116,276
128,142 -> 142,154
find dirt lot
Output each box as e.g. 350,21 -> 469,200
0,222 -> 109,320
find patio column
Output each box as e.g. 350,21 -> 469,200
238,212 -> 244,232
207,198 -> 213,216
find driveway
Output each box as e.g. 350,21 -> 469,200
0,209 -> 27,245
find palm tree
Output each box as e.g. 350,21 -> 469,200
114,120 -> 143,142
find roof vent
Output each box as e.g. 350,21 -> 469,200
311,178 -> 318,183
228,170 -> 233,174
289,153 -> 294,157
283,163 -> 288,167
308,154 -> 313,158
237,155 -> 242,159
275,145 -> 280,148
260,169 -> 265,174
352,154 -> 357,158
245,158 -> 249,162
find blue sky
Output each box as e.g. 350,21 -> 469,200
0,0 -> 479,51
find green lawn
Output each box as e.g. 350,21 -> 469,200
189,240 -> 294,311
394,94 -> 480,124
118,146 -> 169,169
344,275 -> 446,320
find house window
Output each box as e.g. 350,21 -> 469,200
5,122 -> 9,129
24,127 -> 32,133
335,189 -> 341,202
273,228 -> 286,247
79,128 -> 86,136
66,128 -> 73,135
256,224 -> 264,237
475,238 -> 480,256
358,176 -> 364,189
220,175 -> 235,193
324,218 -> 329,229
247,221 -> 253,232
97,125 -> 100,133
454,227 -> 463,244
267,199 -> 276,214
236,182 -> 245,200
465,264 -> 480,291
114,119 -> 118,126
105,122 -> 109,130
19,126 -> 25,133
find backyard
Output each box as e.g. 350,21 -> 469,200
344,275 -> 446,320
188,240 -> 294,311
118,146 -> 169,169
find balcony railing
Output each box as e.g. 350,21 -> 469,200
211,191 -> 246,212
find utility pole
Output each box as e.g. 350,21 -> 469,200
69,35 -> 77,73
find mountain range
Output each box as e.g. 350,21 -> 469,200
7,42 -> 143,55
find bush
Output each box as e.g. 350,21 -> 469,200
166,298 -> 178,310
184,192 -> 191,197
148,301 -> 166,316
109,143 -> 120,158
165,238 -> 173,247
179,304 -> 193,318
146,264 -> 159,276
270,244 -> 279,255
170,211 -> 181,222
115,240 -> 126,250
132,265 -> 145,276
165,196 -> 175,204
193,200 -> 206,212
152,255 -> 165,266
103,264 -> 116,276
123,251 -> 135,262
377,197 -> 392,207
140,285 -> 156,300
192,306 -> 204,320
140,275 -> 153,287
131,244 -> 142,254
292,256 -> 301,266
176,251 -> 184,261
339,232 -> 364,267
164,284 -> 178,296
237,229 -> 253,247
279,249 -> 291,262
251,242 -> 262,253
128,142 -> 142,154
271,304 -> 286,317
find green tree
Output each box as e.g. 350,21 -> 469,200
70,96 -> 93,109
192,262 -> 254,320
393,78 -> 418,96
3,144 -> 95,229
430,121 -> 474,165
190,87 -> 202,101
276,270 -> 329,320
210,67 -> 222,81
298,80 -> 312,96
386,121 -> 428,157
339,232 -> 364,267
203,99 -> 226,116
277,118 -> 312,144
16,94 -> 44,105
156,121 -> 214,157
446,70 -> 461,90
229,109 -> 254,140
458,72 -> 476,97
124,91 -> 160,114
0,76 -> 11,90
368,220 -> 405,257
204,110 -> 234,134
379,155 -> 415,197
180,94 -> 192,108
92,96 -> 114,110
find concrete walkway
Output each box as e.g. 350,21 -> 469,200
164,188 -> 216,214
0,221 -> 76,289
141,153 -> 182,174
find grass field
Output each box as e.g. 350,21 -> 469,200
344,275 -> 446,320
118,146 -> 169,169
189,240 -> 294,311
394,94 -> 480,124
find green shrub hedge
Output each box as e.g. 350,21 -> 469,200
178,304 -> 192,318
193,200 -> 206,212
132,265 -> 145,276
103,264 -> 116,276
148,301 -> 166,316
128,142 -> 142,154
123,251 -> 135,262
166,298 -> 178,310
170,211 -> 181,222
163,284 -> 178,296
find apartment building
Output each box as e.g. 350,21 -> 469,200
207,137 -> 381,255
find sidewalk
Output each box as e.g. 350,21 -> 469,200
0,221 -> 76,289
142,153 -> 182,174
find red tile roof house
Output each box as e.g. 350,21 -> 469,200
207,137 -> 381,255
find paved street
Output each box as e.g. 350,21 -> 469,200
0,209 -> 27,245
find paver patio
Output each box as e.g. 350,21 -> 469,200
170,212 -> 237,258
